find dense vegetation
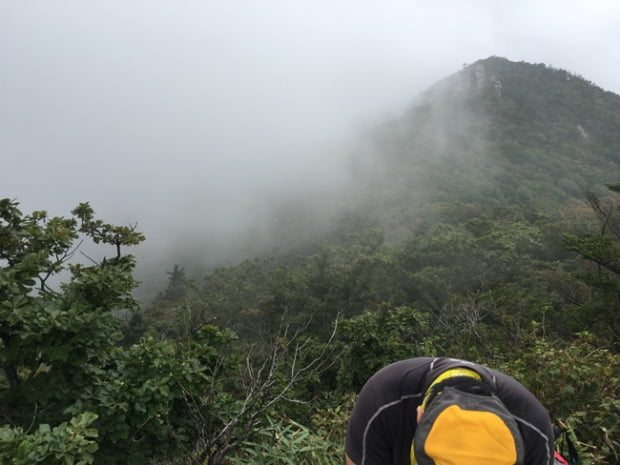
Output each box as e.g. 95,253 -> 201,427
2,57 -> 620,464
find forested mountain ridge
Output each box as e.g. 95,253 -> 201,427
344,56 -> 620,239
255,56 -> 620,256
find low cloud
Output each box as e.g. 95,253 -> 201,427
2,1 -> 619,295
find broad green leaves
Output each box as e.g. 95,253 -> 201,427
0,201 -> 171,464
0,412 -> 99,465
336,305 -> 437,391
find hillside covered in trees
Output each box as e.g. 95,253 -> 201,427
256,56 -> 620,249
2,57 -> 620,464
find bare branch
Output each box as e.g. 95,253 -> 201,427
80,250 -> 101,266
184,314 -> 341,465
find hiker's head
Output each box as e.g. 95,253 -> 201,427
413,378 -> 525,465
416,376 -> 493,420
416,368 -> 488,422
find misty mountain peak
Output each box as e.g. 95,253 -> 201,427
342,56 -> 620,240
246,56 -> 620,254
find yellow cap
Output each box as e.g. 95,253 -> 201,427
412,387 -> 524,465
424,404 -> 518,465
411,368 -> 483,465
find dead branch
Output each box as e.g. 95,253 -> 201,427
185,315 -> 340,465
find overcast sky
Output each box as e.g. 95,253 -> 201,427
2,0 -> 620,285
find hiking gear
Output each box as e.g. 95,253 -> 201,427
554,422 -> 579,465
554,450 -> 570,465
413,387 -> 525,465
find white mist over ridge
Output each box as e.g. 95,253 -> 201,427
2,1 -> 620,298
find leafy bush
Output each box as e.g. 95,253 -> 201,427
227,415 -> 342,465
0,412 -> 98,465
336,305 -> 438,392
502,333 -> 620,465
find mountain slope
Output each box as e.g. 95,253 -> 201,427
343,56 -> 620,239
209,56 -> 620,265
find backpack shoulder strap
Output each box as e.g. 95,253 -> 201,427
554,421 -> 579,465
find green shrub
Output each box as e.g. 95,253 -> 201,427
0,412 -> 98,465
502,333 -> 620,465
227,415 -> 342,465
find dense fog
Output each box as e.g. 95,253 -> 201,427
3,1 -> 620,297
